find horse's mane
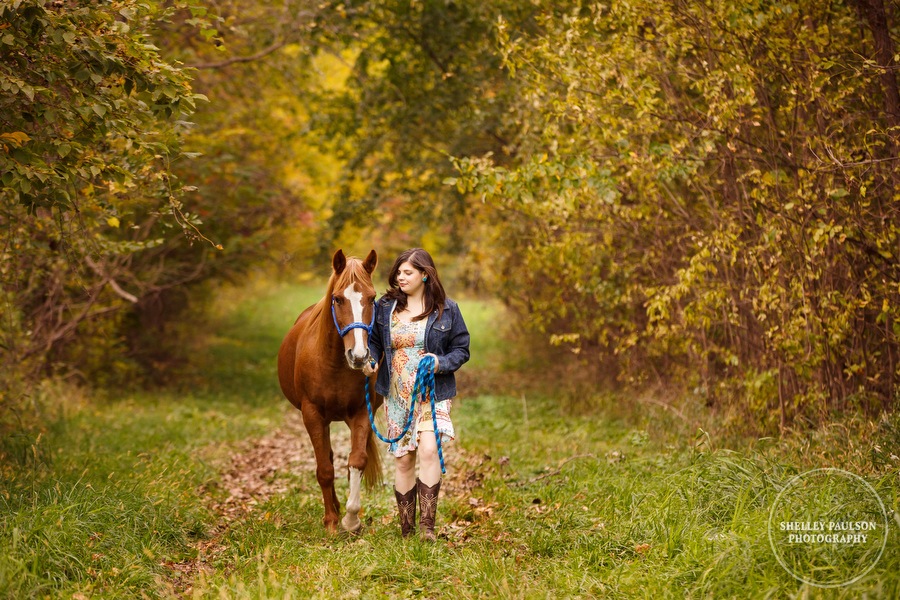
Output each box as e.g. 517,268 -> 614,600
309,257 -> 373,343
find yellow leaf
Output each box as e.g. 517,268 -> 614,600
107,217 -> 120,228
1,131 -> 31,147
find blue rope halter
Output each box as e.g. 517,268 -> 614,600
331,297 -> 376,337
364,354 -> 446,474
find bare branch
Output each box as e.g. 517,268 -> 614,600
84,256 -> 139,303
188,39 -> 289,70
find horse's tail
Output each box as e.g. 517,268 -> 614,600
363,427 -> 384,489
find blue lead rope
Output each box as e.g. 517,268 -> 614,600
364,354 -> 446,474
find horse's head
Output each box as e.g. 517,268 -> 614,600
330,248 -> 378,370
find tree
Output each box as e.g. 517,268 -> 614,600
455,0 -> 900,429
1,0 -> 210,400
296,0 -> 539,267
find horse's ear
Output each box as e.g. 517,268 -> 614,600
332,249 -> 346,275
363,249 -> 377,275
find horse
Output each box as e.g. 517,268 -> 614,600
277,249 -> 383,533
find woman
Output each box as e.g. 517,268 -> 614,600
364,248 -> 470,540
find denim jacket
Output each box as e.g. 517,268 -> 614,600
369,296 -> 470,401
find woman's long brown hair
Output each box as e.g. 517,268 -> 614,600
383,248 -> 446,321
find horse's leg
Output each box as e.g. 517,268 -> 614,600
302,407 -> 340,533
341,411 -> 372,533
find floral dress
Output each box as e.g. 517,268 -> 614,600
385,311 -> 455,457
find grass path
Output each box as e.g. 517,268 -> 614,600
1,280 -> 898,598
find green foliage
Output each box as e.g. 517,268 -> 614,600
454,0 -> 900,429
0,1 -> 212,393
4,0 -> 897,437
155,0 -> 335,271
0,1 -> 315,407
300,0 -> 536,260
0,0 -> 203,214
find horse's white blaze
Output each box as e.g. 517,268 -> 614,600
344,283 -> 367,360
342,466 -> 362,532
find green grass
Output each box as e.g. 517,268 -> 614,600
1,279 -> 898,599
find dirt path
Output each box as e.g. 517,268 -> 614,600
164,410 -> 337,595
163,407 -> 491,596
165,398 -> 506,598
209,410 -> 334,520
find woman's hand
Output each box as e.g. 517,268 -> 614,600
362,359 -> 379,377
424,353 -> 440,373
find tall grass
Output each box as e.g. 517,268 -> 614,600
186,391 -> 898,598
1,279 -> 897,598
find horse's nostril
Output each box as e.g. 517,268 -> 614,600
345,349 -> 367,369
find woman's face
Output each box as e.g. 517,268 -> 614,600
396,261 -> 426,296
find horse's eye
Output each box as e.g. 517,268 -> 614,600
334,297 -> 343,305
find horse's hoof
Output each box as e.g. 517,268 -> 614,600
341,514 -> 362,533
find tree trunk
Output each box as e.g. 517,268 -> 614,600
853,0 -> 900,130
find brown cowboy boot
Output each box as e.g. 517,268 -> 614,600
394,485 -> 417,537
417,478 -> 441,541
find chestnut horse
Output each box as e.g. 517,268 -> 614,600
277,249 -> 383,533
